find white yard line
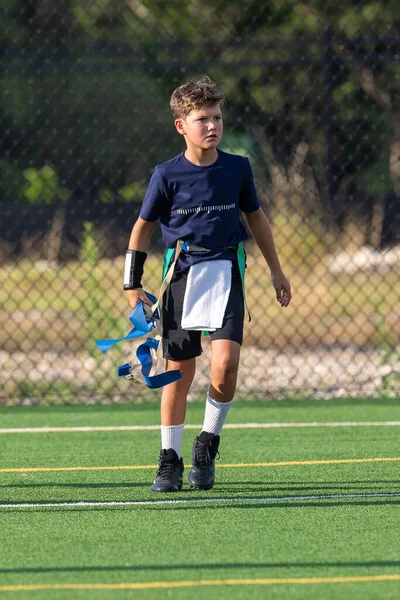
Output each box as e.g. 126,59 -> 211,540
1,421 -> 400,434
1,492 -> 399,510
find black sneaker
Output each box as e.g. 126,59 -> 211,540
188,431 -> 220,490
151,449 -> 184,492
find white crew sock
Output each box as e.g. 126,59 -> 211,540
202,393 -> 233,436
161,424 -> 184,457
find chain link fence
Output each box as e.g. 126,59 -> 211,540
1,1 -> 399,403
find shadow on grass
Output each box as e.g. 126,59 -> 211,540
0,481 -> 149,489
148,497 -> 400,511
1,559 -> 400,575
215,480 -> 400,493
3,479 -> 399,494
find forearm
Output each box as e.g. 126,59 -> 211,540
244,209 -> 282,274
128,216 -> 156,252
124,217 -> 156,292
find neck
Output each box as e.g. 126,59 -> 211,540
184,147 -> 219,167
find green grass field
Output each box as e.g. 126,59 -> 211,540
1,398 -> 400,599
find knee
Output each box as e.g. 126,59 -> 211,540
214,354 -> 239,380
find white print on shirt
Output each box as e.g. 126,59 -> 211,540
176,203 -> 235,215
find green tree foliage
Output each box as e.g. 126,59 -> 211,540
22,164 -> 70,205
0,0 -> 398,242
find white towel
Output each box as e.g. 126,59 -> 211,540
181,260 -> 232,331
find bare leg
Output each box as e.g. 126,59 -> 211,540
209,339 -> 241,402
160,358 -> 196,425
188,339 -> 240,490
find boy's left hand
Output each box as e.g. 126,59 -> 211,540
272,271 -> 292,307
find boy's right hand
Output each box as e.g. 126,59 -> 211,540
125,288 -> 153,310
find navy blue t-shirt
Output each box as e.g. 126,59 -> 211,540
140,149 -> 260,271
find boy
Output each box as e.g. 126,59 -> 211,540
124,75 -> 291,492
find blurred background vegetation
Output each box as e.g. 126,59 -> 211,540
0,1 -> 399,402
1,0 -> 399,258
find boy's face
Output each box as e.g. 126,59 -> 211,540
175,104 -> 223,150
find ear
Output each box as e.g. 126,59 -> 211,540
175,118 -> 186,136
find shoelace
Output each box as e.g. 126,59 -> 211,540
156,460 -> 178,480
195,440 -> 220,466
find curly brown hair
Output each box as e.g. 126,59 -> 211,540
170,75 -> 225,119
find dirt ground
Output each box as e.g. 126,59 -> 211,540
2,342 -> 398,402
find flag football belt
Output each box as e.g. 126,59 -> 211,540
162,241 -> 251,324
95,292 -> 181,389
95,241 -> 250,388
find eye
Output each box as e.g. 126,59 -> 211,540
215,116 -> 222,120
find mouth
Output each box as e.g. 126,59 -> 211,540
205,135 -> 218,140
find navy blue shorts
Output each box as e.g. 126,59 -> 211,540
162,261 -> 244,361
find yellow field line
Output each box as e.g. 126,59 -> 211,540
1,574 -> 400,591
1,457 -> 399,474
